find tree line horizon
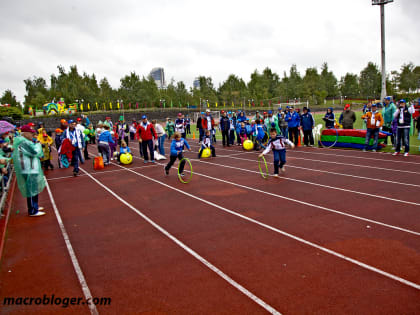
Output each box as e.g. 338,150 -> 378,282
1,61 -> 419,113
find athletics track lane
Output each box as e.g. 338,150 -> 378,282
80,160 -> 420,314
125,146 -> 420,283
0,188 -> 88,314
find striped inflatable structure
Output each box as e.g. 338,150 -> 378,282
319,129 -> 390,150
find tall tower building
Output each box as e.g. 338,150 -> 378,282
193,77 -> 200,89
150,67 -> 166,89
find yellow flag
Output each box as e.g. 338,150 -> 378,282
117,102 -> 120,109
87,103 -> 90,110
215,102 -> 218,108
207,101 -> 210,108
95,102 -> 98,110
223,102 -> 226,107
110,102 -> 112,110
232,101 -> 234,107
80,103 -> 84,111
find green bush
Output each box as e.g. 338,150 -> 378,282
0,107 -> 23,121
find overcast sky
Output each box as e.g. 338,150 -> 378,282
0,0 -> 419,102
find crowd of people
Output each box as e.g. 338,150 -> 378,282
5,96 -> 420,217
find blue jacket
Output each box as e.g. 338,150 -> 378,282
323,111 -> 335,129
170,138 -> 190,156
300,112 -> 315,131
245,124 -> 253,136
237,113 -> 247,122
119,147 -> 131,154
98,130 -> 114,144
219,116 -> 230,131
256,125 -> 265,140
286,112 -> 301,128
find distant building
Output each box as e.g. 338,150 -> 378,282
193,77 -> 200,89
150,67 -> 165,89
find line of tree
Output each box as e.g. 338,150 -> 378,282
1,62 -> 419,114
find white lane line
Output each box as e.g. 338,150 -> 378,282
222,155 -> 420,189
132,143 -> 420,202
79,168 -> 281,315
193,160 -> 420,236
45,178 -> 99,315
123,148 -> 420,235
300,145 -> 420,162
289,149 -> 420,165
97,162 -> 420,291
182,141 -> 420,175
160,142 -> 418,187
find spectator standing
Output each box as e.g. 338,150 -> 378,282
339,104 -> 357,129
381,97 -> 397,146
61,120 -> 85,176
393,99 -> 414,156
219,111 -> 231,147
196,112 -> 205,143
322,107 -> 335,129
137,115 -> 157,163
286,106 -> 301,146
12,125 -> 46,216
300,107 -> 315,146
361,103 -> 384,152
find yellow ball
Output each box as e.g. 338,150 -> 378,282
243,139 -> 254,150
120,153 -> 133,165
202,148 -> 211,158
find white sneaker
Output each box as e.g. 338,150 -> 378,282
280,167 -> 286,173
38,207 -> 45,211
392,152 -> 399,156
273,174 -> 279,178
29,211 -> 46,217
372,149 -> 376,152
404,152 -> 409,157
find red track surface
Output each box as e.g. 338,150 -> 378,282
0,139 -> 419,314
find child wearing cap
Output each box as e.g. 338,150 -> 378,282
38,131 -> 54,170
254,119 -> 267,151
164,132 -> 191,176
259,128 -> 295,178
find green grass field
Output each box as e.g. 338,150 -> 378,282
184,111 -> 420,154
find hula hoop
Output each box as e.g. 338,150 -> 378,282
258,155 -> 269,179
319,128 -> 339,148
178,158 -> 193,184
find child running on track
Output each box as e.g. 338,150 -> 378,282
164,132 -> 191,176
259,128 -> 295,178
198,130 -> 216,158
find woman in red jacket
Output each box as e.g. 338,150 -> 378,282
137,115 -> 157,163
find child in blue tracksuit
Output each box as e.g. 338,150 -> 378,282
254,119 -> 267,150
117,140 -> 132,163
98,124 -> 114,165
259,128 -> 295,177
198,130 -> 216,158
164,132 -> 191,176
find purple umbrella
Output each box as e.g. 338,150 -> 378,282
0,120 -> 15,134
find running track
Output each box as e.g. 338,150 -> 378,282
0,138 -> 419,314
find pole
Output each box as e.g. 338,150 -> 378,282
380,4 -> 387,101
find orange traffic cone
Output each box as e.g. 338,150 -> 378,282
192,132 -> 196,140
